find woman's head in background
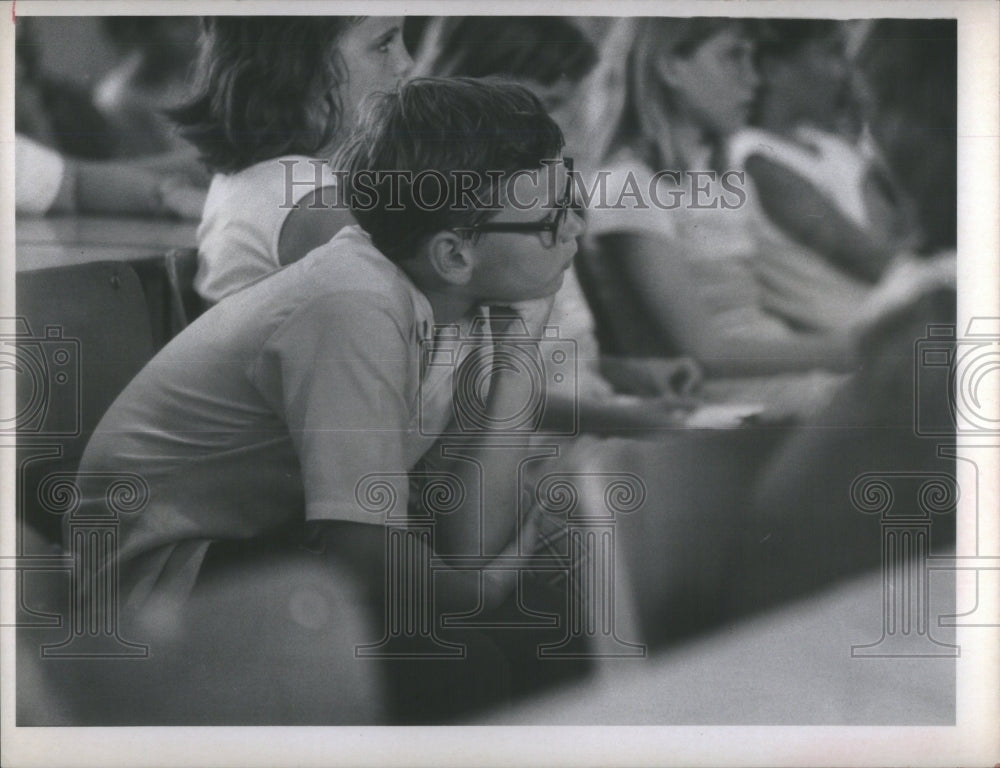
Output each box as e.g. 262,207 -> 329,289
172,16 -> 412,174
417,16 -> 597,155
613,18 -> 759,169
333,18 -> 414,139
857,19 -> 957,252
751,19 -> 856,135
423,17 -> 597,109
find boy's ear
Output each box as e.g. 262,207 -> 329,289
425,230 -> 475,286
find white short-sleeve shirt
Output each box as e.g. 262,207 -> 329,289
80,226 -> 471,609
196,155 -> 340,303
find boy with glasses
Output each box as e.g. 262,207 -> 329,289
69,77 -> 583,723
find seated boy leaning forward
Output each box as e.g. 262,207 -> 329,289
72,78 -> 583,721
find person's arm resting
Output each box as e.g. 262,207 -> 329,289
257,295 -> 530,611
745,153 -> 896,283
598,232 -> 855,377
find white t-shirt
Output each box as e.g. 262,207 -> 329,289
196,155 -> 340,303
582,155 -> 680,243
577,151 -> 848,412
15,134 -> 65,215
584,152 -> 792,347
80,225 -> 481,610
729,126 -> 876,230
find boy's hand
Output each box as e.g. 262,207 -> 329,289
490,294 -> 556,339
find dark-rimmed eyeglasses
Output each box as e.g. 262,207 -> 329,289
453,158 -> 575,249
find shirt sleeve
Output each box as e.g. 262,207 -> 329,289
15,134 -> 66,215
267,157 -> 341,256
250,291 -> 415,526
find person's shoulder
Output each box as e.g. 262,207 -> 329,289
205,239 -> 421,353
728,127 -> 814,168
583,150 -> 679,242
300,226 -> 406,287
210,154 -> 329,189
205,155 -> 339,218
590,150 -> 665,198
287,226 -> 431,324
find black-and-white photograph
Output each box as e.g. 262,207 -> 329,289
2,2 -> 997,766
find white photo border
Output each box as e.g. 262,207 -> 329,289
1,1 -> 997,766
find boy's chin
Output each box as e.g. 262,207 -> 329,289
481,272 -> 566,305
534,269 -> 567,297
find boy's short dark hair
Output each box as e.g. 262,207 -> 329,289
333,77 -> 564,260
170,16 -> 358,174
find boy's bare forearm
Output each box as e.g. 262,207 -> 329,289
424,361 -> 544,558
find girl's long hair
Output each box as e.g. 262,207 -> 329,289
170,16 -> 361,173
599,17 -> 740,171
